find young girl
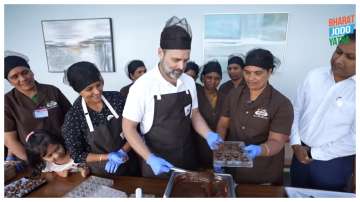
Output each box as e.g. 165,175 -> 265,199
25,129 -> 89,178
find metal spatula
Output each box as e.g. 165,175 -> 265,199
171,167 -> 188,172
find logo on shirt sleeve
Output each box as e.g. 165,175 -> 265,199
46,100 -> 58,109
253,108 -> 269,119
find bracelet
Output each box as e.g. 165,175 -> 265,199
99,155 -> 103,162
262,143 -> 270,156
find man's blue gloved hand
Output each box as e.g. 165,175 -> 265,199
146,153 -> 174,175
6,156 -> 24,172
105,150 -> 128,173
206,131 -> 224,150
244,144 -> 262,159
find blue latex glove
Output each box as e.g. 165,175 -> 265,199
105,160 -> 120,174
146,153 -> 174,175
244,144 -> 262,159
117,149 -> 129,161
105,150 -> 128,173
206,131 -> 224,150
108,150 -> 128,164
213,163 -> 224,173
6,156 -> 24,172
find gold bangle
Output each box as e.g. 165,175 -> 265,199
99,155 -> 103,161
263,143 -> 270,156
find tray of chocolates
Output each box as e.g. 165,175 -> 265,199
4,177 -> 47,198
164,171 -> 236,197
213,141 -> 253,168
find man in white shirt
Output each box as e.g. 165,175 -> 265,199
290,30 -> 355,191
122,16 -> 223,178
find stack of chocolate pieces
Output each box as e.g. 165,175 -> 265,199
213,141 -> 253,168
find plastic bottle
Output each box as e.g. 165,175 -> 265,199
135,187 -> 142,198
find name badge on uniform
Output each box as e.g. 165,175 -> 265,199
184,104 -> 192,116
33,108 -> 49,119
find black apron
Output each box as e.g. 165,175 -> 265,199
82,96 -> 138,177
141,90 -> 197,178
195,88 -> 224,169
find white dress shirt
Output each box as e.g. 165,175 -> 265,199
290,67 -> 355,161
122,65 -> 198,134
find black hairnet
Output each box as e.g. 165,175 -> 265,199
202,60 -> 222,78
228,55 -> 244,67
185,61 -> 199,76
66,61 -> 101,93
4,56 -> 30,79
244,49 -> 280,70
160,16 -> 192,49
127,60 -> 145,78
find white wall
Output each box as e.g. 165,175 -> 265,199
4,4 -> 355,103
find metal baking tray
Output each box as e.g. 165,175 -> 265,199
163,171 -> 236,197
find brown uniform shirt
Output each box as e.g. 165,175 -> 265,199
218,79 -> 245,97
221,84 -> 293,184
5,82 -> 71,145
119,83 -> 133,99
195,82 -> 203,92
198,87 -> 224,131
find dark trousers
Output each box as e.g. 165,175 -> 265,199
290,155 -> 354,192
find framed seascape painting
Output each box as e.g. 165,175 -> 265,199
42,18 -> 115,72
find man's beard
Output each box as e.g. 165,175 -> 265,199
162,61 -> 183,79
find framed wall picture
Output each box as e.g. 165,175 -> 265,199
42,18 -> 115,72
